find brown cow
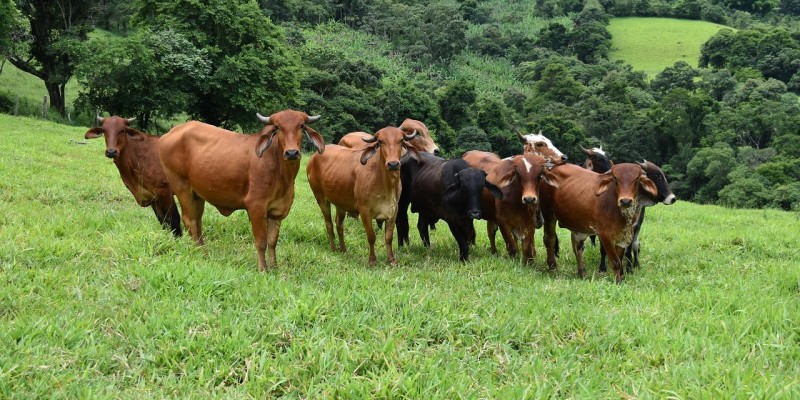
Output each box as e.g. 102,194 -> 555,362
463,151 -> 554,264
539,163 -> 658,283
158,110 -> 325,271
338,118 -> 440,155
85,114 -> 182,237
517,130 -> 568,164
307,127 -> 420,266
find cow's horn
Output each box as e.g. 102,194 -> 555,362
580,145 -> 591,155
361,134 -> 378,144
126,117 -> 136,124
307,115 -> 321,124
256,113 -> 271,124
639,159 -> 649,168
403,129 -> 418,141
514,127 -> 526,142
96,112 -> 105,124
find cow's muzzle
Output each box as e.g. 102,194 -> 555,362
387,161 -> 400,170
105,149 -> 119,158
522,196 -> 538,205
618,198 -> 634,207
284,150 -> 300,160
433,149 -> 441,156
468,210 -> 482,219
663,194 -> 677,205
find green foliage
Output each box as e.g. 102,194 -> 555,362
453,125 -> 492,156
74,28 -> 210,129
651,61 -> 700,93
686,142 -> 737,202
437,78 -> 477,132
133,0 -> 300,129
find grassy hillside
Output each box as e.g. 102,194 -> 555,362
1,114 -> 799,397
609,17 -> 730,76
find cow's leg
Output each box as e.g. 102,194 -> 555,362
152,192 -> 182,237
396,202 -> 409,247
335,208 -> 346,252
418,215 -> 431,248
447,221 -> 470,262
383,216 -> 397,266
265,218 -> 281,269
359,211 -> 378,266
522,224 -> 535,265
599,242 -> 607,272
487,221 -> 498,254
181,193 -> 205,245
247,208 -> 269,271
316,198 -> 336,251
498,223 -> 519,259
543,214 -> 558,271
600,236 -> 625,283
571,233 -> 586,278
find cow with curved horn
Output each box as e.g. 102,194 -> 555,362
85,113 -> 182,237
158,110 -> 325,271
516,129 -> 568,164
307,127 -> 420,266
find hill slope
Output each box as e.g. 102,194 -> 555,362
1,115 -> 799,397
609,17 -> 730,76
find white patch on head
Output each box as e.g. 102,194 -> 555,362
503,156 -> 514,161
592,147 -> 606,156
524,133 -> 565,157
522,157 -> 533,173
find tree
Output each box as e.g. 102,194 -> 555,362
8,0 -> 95,116
651,61 -> 699,94
686,142 -> 737,202
74,29 -> 211,130
134,0 -> 299,129
437,78 -> 476,131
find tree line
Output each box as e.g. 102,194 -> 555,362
0,0 -> 799,211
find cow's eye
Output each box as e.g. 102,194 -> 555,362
536,142 -> 544,147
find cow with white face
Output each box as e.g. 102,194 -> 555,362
516,130 -> 568,164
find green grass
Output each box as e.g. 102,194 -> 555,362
609,17 -> 731,76
1,114 -> 800,397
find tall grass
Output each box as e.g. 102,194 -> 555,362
1,97 -> 799,396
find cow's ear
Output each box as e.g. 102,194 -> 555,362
360,143 -> 379,165
403,143 -> 421,163
485,180 -> 504,200
303,125 -> 326,154
85,127 -> 103,139
488,161 -> 515,188
125,128 -> 145,141
442,182 -> 460,203
255,127 -> 278,158
639,175 -> 658,198
541,169 -> 560,189
595,174 -> 614,196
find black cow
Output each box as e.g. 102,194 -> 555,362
401,153 -> 503,261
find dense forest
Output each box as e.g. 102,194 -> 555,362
1,0 -> 800,210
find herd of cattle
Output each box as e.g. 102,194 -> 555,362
85,109 -> 676,283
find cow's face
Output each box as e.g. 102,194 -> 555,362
518,131 -> 567,164
360,127 -> 420,170
400,119 -> 440,156
596,164 -> 657,210
84,115 -> 141,159
583,146 -> 612,173
494,154 -> 550,206
255,110 -> 325,160
444,168 -> 503,219
640,160 -> 676,205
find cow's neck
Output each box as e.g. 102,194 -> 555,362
266,144 -> 301,188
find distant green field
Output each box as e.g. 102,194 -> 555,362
1,115 -> 799,397
609,17 -> 731,76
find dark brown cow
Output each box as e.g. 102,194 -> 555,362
338,118 -> 440,155
463,151 -> 554,264
307,127 -> 420,265
85,115 -> 182,237
517,130 -> 568,164
540,163 -> 658,283
158,110 -> 325,271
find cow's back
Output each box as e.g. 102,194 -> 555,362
307,145 -> 362,213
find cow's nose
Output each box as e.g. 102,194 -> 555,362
105,149 -> 118,158
619,198 -> 633,207
561,155 -> 568,162
433,149 -> 441,156
664,194 -> 677,205
284,149 -> 300,160
523,196 -> 538,205
468,210 -> 482,219
387,161 -> 400,170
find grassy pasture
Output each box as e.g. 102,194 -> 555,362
609,17 -> 730,76
1,114 -> 799,398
